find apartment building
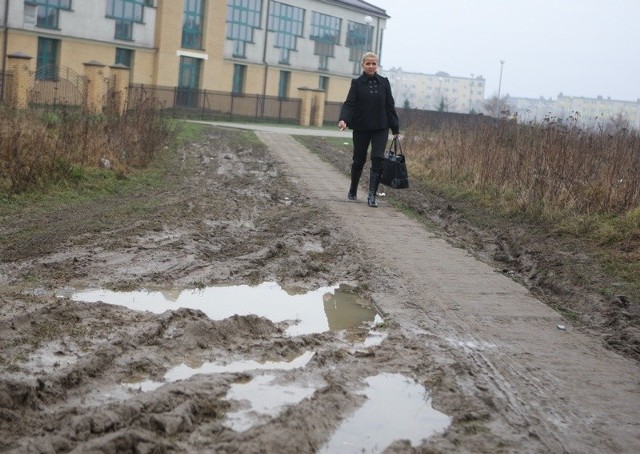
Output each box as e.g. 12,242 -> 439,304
506,94 -> 640,130
384,67 -> 486,114
0,0 -> 389,105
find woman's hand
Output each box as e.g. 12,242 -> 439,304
338,120 -> 347,131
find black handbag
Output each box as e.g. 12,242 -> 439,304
380,137 -> 409,189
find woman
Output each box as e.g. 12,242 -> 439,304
338,52 -> 400,207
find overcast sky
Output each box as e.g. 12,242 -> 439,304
370,0 -> 639,102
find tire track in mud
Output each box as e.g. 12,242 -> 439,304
252,128 -> 640,453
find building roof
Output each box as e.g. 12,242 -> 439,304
328,0 -> 389,17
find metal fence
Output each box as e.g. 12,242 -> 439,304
29,65 -> 87,107
128,84 -> 309,124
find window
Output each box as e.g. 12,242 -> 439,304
115,20 -> 133,40
182,0 -> 204,49
278,70 -> 290,98
310,12 -> 340,70
346,20 -> 373,74
319,76 -> 329,91
177,56 -> 202,107
346,20 -> 372,50
27,0 -> 71,29
115,48 -> 133,67
226,0 -> 262,58
106,0 -> 146,40
36,37 -> 59,80
310,11 -> 340,44
106,0 -> 144,21
269,1 -> 304,65
232,64 -> 246,95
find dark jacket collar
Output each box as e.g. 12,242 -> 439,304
358,72 -> 384,83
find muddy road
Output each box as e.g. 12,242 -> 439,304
1,123 -> 638,453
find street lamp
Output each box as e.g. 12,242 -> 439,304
497,59 -> 505,98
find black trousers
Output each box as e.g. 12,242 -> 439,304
351,129 -> 389,174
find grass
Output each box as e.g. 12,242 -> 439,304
0,109 -> 211,215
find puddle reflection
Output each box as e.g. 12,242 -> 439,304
122,351 -> 315,392
64,282 -> 381,336
320,373 -> 451,453
224,374 -> 317,432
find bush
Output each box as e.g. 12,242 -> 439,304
0,98 -> 172,195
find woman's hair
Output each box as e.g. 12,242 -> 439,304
361,52 -> 379,64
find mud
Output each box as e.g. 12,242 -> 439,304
1,125 -> 638,453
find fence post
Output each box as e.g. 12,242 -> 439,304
297,87 -> 317,126
294,88 -> 326,127
255,95 -> 261,120
173,86 -> 178,116
201,89 -> 206,118
6,52 -> 33,110
83,60 -> 107,114
109,63 -> 130,115
313,90 -> 326,127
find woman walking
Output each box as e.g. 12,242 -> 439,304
338,52 -> 400,207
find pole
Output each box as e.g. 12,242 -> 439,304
498,60 -> 505,98
1,0 -> 11,102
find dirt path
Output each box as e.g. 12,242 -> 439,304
1,123 -> 638,453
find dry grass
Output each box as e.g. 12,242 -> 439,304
0,93 -> 172,194
404,117 -> 639,217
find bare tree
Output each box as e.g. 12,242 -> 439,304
483,95 -> 510,118
437,98 -> 447,112
604,112 -> 631,133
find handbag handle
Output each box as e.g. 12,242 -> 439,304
390,136 -> 403,155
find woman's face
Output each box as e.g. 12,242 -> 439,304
362,57 -> 378,76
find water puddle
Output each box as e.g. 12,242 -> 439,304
223,373 -> 317,432
122,351 -> 315,392
62,282 -> 382,337
320,373 -> 450,453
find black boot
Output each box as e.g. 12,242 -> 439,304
348,169 -> 362,200
367,169 -> 381,207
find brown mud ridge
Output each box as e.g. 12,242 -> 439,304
0,126 -> 638,453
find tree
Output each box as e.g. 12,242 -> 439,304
403,99 -> 411,109
604,112 -> 631,133
437,98 -> 447,112
483,95 -> 511,118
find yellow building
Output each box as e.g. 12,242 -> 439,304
0,0 -> 389,108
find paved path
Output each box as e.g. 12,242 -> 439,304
198,121 -> 640,453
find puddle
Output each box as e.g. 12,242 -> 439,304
63,282 -> 382,337
122,351 -> 315,392
223,373 -> 317,432
320,373 -> 450,453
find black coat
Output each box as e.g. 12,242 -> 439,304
339,73 -> 400,135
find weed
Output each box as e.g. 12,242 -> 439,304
0,94 -> 173,195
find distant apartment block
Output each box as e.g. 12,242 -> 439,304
384,67 -> 486,113
0,0 -> 389,105
507,95 -> 640,130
